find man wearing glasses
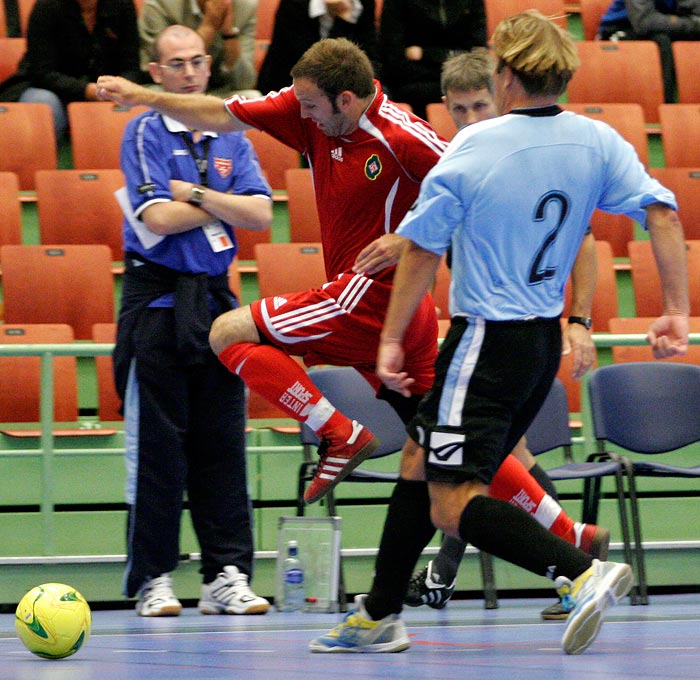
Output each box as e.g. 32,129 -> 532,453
115,24 -> 273,617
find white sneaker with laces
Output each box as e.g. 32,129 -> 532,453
136,573 -> 182,617
309,594 -> 410,653
199,565 -> 270,615
561,559 -> 634,655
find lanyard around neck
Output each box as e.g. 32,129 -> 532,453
179,132 -> 211,187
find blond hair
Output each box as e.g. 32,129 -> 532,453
491,10 -> 579,97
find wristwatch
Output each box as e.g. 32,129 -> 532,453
568,315 -> 592,330
189,185 -> 205,206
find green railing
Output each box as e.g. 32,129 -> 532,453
2,333 -> 700,554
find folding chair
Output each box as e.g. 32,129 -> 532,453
671,42 -> 700,104
628,239 -> 700,317
0,102 -> 57,190
659,103 -> 700,167
649,167 -> 700,240
588,362 -> 700,603
426,103 -> 458,142
0,37 -> 26,81
254,242 -> 326,298
1,244 -> 115,339
244,128 -> 301,191
567,41 -> 665,124
527,377 -> 642,603
0,172 -> 22,253
285,168 -> 321,242
35,169 -> 125,261
579,0 -> 609,39
68,101 -> 149,170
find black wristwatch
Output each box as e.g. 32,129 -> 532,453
189,185 -> 205,206
568,315 -> 592,330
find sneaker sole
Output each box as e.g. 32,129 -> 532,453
137,604 -> 182,617
561,563 -> 633,655
199,602 -> 270,615
304,435 -> 380,504
309,637 -> 410,653
540,604 -> 571,621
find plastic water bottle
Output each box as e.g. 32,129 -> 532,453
280,540 -> 305,612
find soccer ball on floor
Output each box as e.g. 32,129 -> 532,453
15,583 -> 92,659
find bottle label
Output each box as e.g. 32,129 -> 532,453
284,568 -> 304,585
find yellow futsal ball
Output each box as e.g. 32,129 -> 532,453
15,583 -> 91,659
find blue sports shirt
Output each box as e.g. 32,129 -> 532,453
120,111 -> 271,276
397,106 -> 677,321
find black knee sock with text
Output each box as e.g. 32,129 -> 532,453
364,478 -> 437,619
529,462 -> 559,502
458,495 -> 591,581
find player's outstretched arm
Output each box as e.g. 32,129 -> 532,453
96,75 -> 246,133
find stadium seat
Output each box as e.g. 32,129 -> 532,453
0,244 -> 115,339
426,102 -> 458,141
579,0 -> 609,39
68,101 -> 149,170
0,172 -> 22,254
567,41 -> 664,124
628,239 -> 700,317
256,0 -> 279,40
609,316 -> 700,364
0,37 -> 26,82
671,42 -> 700,104
91,323 -> 122,422
0,102 -> 57,190
285,168 -> 321,242
649,167 -> 700,240
659,104 -> 700,167
254,242 -> 326,298
17,0 -> 36,35
35,169 -> 125,261
244,128 -> 301,191
484,0 -> 567,37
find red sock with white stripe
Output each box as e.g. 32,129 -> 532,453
217,342 -> 347,433
490,454 -> 596,551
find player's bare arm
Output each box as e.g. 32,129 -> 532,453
378,241 -> 440,395
96,75 -> 247,133
644,202 -> 690,358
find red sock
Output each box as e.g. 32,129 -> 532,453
490,454 -> 580,546
218,342 -> 346,432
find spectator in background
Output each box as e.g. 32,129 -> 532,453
379,0 -> 487,118
598,0 -> 700,102
116,23 -> 272,617
139,0 -> 260,97
257,0 -> 378,94
0,0 -> 140,139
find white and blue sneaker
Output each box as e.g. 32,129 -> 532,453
561,559 -> 634,655
309,594 -> 410,653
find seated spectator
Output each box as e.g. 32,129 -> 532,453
257,0 -> 378,94
379,0 -> 487,119
139,0 -> 260,97
0,0 -> 140,139
599,0 -> 700,102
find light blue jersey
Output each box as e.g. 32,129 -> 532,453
397,106 -> 677,320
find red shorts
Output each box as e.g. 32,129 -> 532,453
250,272 -> 438,394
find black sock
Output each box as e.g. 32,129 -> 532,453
458,495 -> 591,581
529,462 -> 559,502
364,478 -> 436,619
432,534 -> 467,584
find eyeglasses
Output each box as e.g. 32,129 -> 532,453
158,55 -> 211,74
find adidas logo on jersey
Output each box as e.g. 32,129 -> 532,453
273,296 -> 288,309
331,147 -> 343,162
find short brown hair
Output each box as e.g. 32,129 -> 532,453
441,48 -> 495,96
492,10 -> 580,97
290,38 -> 375,101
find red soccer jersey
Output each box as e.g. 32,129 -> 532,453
224,82 -> 447,282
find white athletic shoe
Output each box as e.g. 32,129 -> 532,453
561,559 -> 634,655
198,565 -> 270,615
309,594 -> 410,653
136,573 -> 183,617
